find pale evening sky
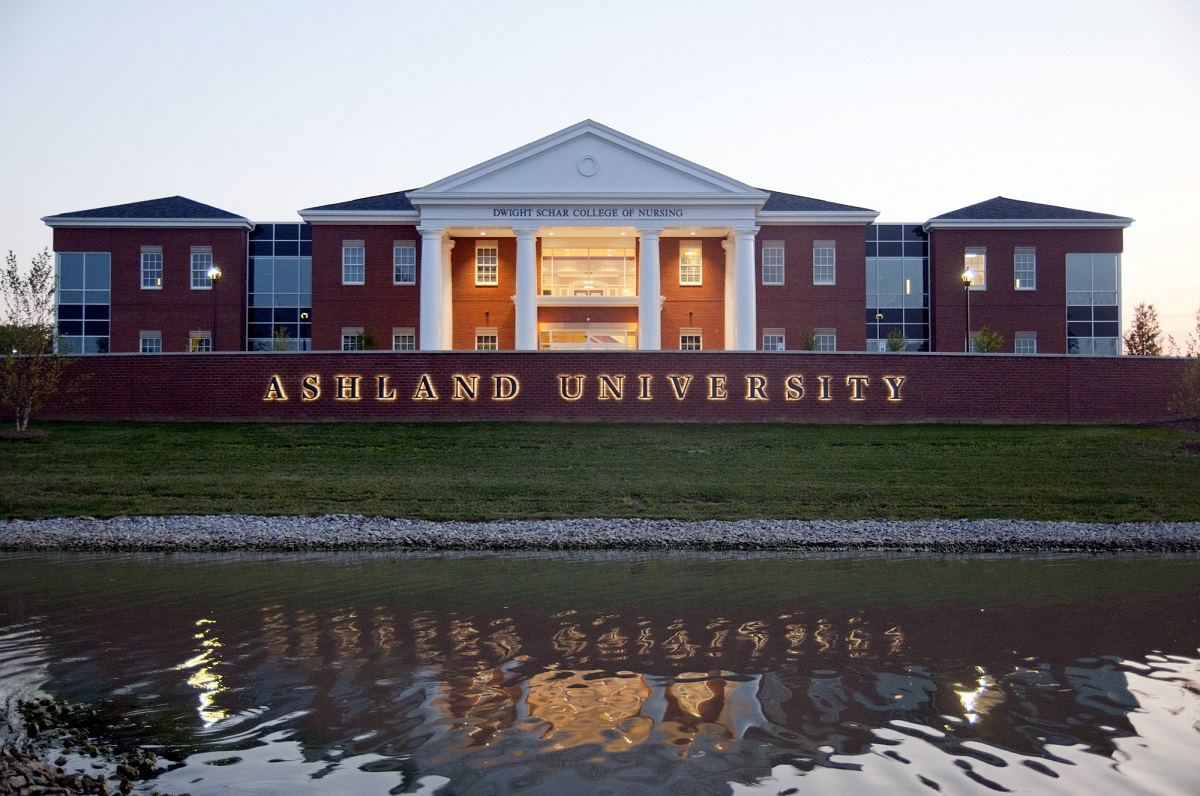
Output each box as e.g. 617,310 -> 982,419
1,0 -> 1197,347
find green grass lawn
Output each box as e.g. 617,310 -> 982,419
2,422 -> 1198,521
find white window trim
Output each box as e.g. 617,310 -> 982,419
475,241 -> 499,287
341,326 -> 365,351
139,331 -> 162,353
188,330 -> 212,352
813,241 -> 836,286
965,247 -> 987,290
1015,331 -> 1037,354
342,242 -> 365,286
392,326 -> 416,351
679,327 -> 702,351
393,241 -> 416,285
140,247 -> 163,290
679,242 -> 703,286
813,328 -> 837,352
762,242 -> 785,286
190,247 -> 213,290
1014,247 -> 1036,291
762,329 -> 786,351
475,326 -> 499,350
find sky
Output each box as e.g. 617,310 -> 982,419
1,0 -> 1197,347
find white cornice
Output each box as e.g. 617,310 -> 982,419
42,216 -> 255,230
758,210 -> 880,225
298,210 -> 421,224
410,193 -> 769,207
923,217 -> 1133,231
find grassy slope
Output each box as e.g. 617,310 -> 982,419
1,422 -> 1198,521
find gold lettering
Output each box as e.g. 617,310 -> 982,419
376,376 -> 397,401
558,374 -> 585,401
784,374 -> 805,401
745,375 -> 768,401
818,376 -> 832,401
413,374 -> 439,401
301,375 -> 321,401
493,375 -> 519,401
638,374 -> 653,401
708,375 -> 727,401
846,375 -> 869,401
883,375 -> 907,402
667,374 -> 693,400
335,375 -> 360,400
597,374 -> 624,400
452,375 -> 479,401
263,375 -> 288,401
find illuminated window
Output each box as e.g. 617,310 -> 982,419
475,328 -> 498,350
1015,331 -> 1037,354
964,248 -> 986,289
762,243 -> 784,285
188,332 -> 212,352
1014,247 -> 1036,290
680,329 -> 702,350
393,242 -> 416,284
342,242 -> 365,285
392,327 -> 416,351
813,242 -> 835,285
341,326 -> 364,351
762,330 -> 786,351
140,247 -> 162,289
814,329 -> 836,352
139,331 -> 162,353
679,242 -> 702,285
190,247 -> 214,289
476,242 -> 498,286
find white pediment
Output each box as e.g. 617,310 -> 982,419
409,120 -> 767,201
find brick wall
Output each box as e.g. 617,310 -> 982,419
40,352 -> 1190,425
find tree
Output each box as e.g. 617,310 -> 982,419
885,328 -> 908,351
1123,302 -> 1162,355
1186,305 -> 1200,358
1,249 -> 74,431
971,325 -> 1005,353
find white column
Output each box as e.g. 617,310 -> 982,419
418,226 -> 444,350
733,227 -> 759,351
440,238 -> 455,349
514,228 -> 538,350
637,229 -> 661,350
723,238 -> 735,350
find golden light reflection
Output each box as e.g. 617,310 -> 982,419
173,617 -> 230,727
956,670 -> 1005,725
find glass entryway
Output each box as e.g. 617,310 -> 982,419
541,239 -> 636,297
539,323 -> 637,350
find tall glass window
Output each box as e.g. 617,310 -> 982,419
865,224 -> 928,351
247,223 -> 313,351
541,242 -> 635,296
55,252 -> 110,354
1066,253 -> 1120,355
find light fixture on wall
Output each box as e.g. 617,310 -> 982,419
207,265 -> 223,351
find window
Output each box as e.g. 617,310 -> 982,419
762,243 -> 784,285
341,327 -> 364,351
392,327 -> 415,351
476,242 -> 498,286
964,248 -> 986,289
762,330 -> 785,351
247,222 -> 313,351
1066,253 -> 1120,355
1015,331 -> 1037,354
188,332 -> 212,352
865,224 -> 930,352
679,242 -> 702,285
190,247 -> 214,289
393,242 -> 416,284
813,242 -> 836,285
814,329 -> 836,352
139,332 -> 162,353
475,328 -> 498,350
342,242 -> 365,285
1014,247 -> 1036,290
140,247 -> 162,289
680,328 -> 702,351
55,251 -> 110,354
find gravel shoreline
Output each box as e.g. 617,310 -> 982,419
2,515 -> 1199,553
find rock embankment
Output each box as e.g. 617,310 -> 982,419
1,515 -> 1198,552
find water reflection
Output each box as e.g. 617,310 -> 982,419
0,551 -> 1196,795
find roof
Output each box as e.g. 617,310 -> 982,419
760,190 -> 875,214
925,196 -> 1132,229
303,190 -> 417,213
43,196 -> 252,229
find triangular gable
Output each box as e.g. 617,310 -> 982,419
409,120 -> 767,200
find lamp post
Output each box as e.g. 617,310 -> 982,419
961,268 -> 974,353
207,265 -> 222,351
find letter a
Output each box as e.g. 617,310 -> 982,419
263,376 -> 288,402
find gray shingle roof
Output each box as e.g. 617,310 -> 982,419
303,190 -> 416,213
760,190 -> 875,214
49,195 -> 246,220
930,196 -> 1127,222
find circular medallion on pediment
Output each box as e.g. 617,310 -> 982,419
577,155 -> 599,177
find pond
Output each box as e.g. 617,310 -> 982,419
1,551 -> 1197,795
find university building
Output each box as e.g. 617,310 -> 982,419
43,120 -> 1132,357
